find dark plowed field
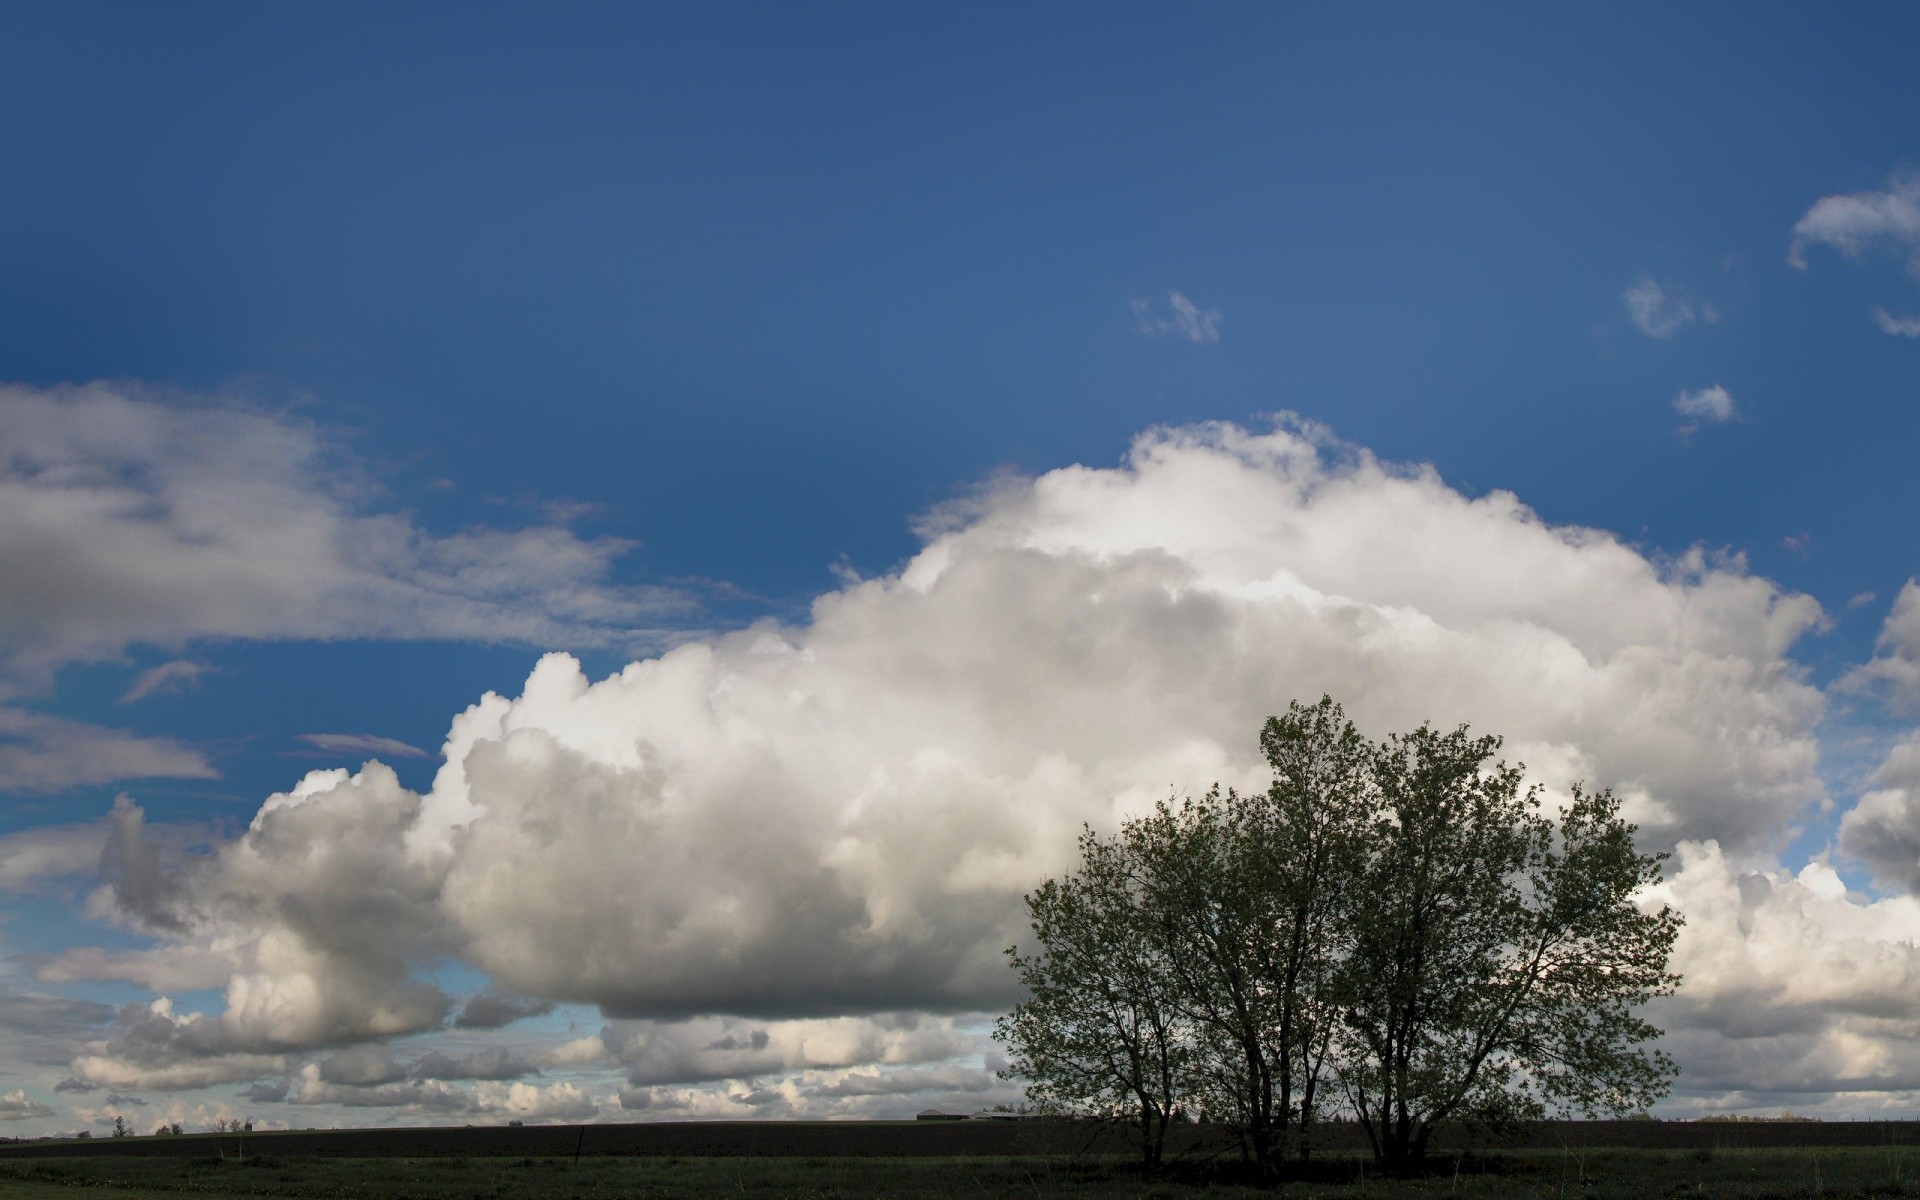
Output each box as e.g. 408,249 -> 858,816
6,1119 -> 1920,1162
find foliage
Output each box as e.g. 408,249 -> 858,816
1334,725 -> 1680,1168
997,697 -> 1681,1175
994,826 -> 1194,1168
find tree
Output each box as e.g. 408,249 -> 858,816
999,698 -> 1374,1175
1333,723 -> 1680,1170
995,826 -> 1194,1171
998,699 -> 1681,1177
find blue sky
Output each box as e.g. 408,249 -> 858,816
2,1 -> 1920,1132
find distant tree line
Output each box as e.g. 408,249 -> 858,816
994,697 -> 1681,1176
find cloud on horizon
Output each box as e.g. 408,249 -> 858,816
58,417 -> 1913,1107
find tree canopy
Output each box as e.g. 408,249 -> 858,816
995,697 -> 1680,1175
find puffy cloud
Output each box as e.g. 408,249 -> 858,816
452,993 -> 555,1030
72,421 -> 1829,1091
67,1000 -> 293,1091
69,769 -> 456,1088
618,1062 -> 1019,1121
1673,384 -> 1738,432
1131,291 -> 1222,344
1650,840 -> 1920,1100
1837,733 -> 1920,892
411,1047 -> 538,1082
602,1014 -> 976,1087
286,1064 -> 595,1120
1839,581 -> 1920,709
315,1047 -> 408,1087
1790,172 -> 1920,271
0,709 -> 213,792
0,382 -> 688,685
0,1090 -> 55,1121
1623,277 -> 1713,339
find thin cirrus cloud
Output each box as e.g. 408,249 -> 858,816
295,733 -> 432,761
76,417 -> 1920,1111
1130,290 -> 1223,344
1623,277 -> 1717,339
119,661 -> 208,704
1874,308 -> 1920,338
0,709 -> 213,794
1790,171 -> 1920,335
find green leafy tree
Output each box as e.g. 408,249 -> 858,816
995,826 -> 1194,1171
1334,723 -> 1680,1170
1125,698 -> 1372,1172
1000,701 -> 1680,1178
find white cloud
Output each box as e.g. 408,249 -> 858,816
1648,839 -> 1920,1101
1874,308 -> 1920,338
0,709 -> 214,793
1673,384 -> 1738,431
602,1014 -> 975,1087
0,1090 -> 55,1121
0,382 -> 689,686
295,733 -> 431,760
1623,277 -> 1709,339
61,419 -> 1835,1096
0,820 -> 107,893
285,1064 -> 597,1120
1790,173 -> 1920,271
1790,173 -> 1920,336
1838,580 -> 1920,709
1131,291 -> 1222,344
1837,732 -> 1920,892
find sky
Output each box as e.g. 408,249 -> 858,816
0,0 -> 1919,1133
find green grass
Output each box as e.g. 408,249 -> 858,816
3,1147 -> 1920,1199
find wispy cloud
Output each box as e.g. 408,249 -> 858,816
1622,277 -> 1715,339
1790,172 -> 1920,270
0,710 -> 214,793
1131,291 -> 1222,344
1673,384 -> 1739,435
1873,308 -> 1920,338
296,733 -> 431,760
0,382 -> 697,686
1790,172 -> 1920,335
119,661 -> 207,704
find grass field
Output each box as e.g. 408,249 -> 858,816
4,1147 -> 1920,1199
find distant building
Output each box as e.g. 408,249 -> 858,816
915,1109 -> 968,1121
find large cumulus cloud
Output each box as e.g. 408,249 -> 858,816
61,419 -> 1839,1094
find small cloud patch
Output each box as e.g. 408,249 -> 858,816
1131,291 -> 1222,344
